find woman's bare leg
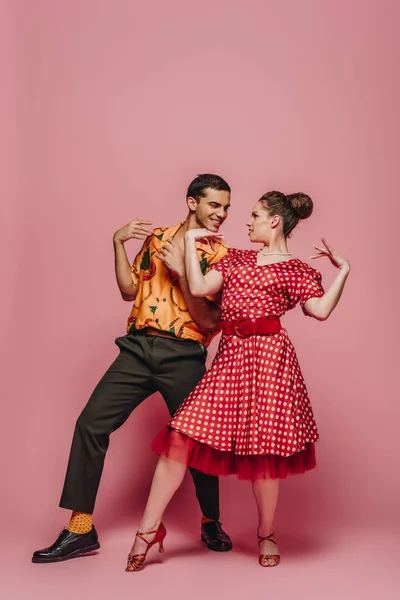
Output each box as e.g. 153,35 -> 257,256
252,479 -> 280,566
129,456 -> 187,556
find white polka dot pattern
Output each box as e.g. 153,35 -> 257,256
169,249 -> 325,458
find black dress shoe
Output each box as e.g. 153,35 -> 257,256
201,521 -> 232,552
32,527 -> 100,563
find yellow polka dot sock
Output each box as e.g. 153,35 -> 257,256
201,514 -> 216,524
67,511 -> 93,534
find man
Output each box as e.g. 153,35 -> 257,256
32,174 -> 232,563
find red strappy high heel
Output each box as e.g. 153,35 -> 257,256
257,532 -> 280,567
125,523 -> 167,572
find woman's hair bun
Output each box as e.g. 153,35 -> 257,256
286,193 -> 313,219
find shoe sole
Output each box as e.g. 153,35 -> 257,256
201,535 -> 232,552
32,542 -> 100,563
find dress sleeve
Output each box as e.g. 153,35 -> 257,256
298,267 -> 325,315
209,248 -> 232,279
130,236 -> 152,285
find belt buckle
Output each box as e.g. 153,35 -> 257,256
233,318 -> 251,338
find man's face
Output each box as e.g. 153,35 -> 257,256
188,188 -> 231,232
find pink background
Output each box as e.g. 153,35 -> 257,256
2,0 -> 399,598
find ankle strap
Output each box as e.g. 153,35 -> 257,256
135,529 -> 158,546
257,532 -> 277,544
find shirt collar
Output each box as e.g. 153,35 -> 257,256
163,222 -> 185,239
162,222 -> 221,255
196,237 -> 218,255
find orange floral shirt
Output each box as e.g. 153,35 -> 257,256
127,222 -> 229,346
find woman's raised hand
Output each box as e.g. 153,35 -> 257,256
310,238 -> 350,271
185,228 -> 224,241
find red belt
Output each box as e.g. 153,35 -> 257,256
221,316 -> 281,338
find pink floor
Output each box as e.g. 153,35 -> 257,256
2,523 -> 399,600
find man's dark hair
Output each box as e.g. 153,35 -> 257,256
186,174 -> 231,201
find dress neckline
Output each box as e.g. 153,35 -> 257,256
252,250 -> 300,268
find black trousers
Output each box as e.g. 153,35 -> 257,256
59,330 -> 219,519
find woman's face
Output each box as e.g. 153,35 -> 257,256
246,201 -> 271,244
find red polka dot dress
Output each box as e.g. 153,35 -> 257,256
152,249 -> 325,480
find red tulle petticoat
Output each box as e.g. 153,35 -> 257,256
151,427 -> 316,481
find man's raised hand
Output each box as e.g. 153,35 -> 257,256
156,238 -> 185,276
113,219 -> 153,243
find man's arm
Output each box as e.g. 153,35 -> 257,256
113,219 -> 152,301
178,273 -> 222,334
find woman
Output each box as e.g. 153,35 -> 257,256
125,190 -> 350,570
